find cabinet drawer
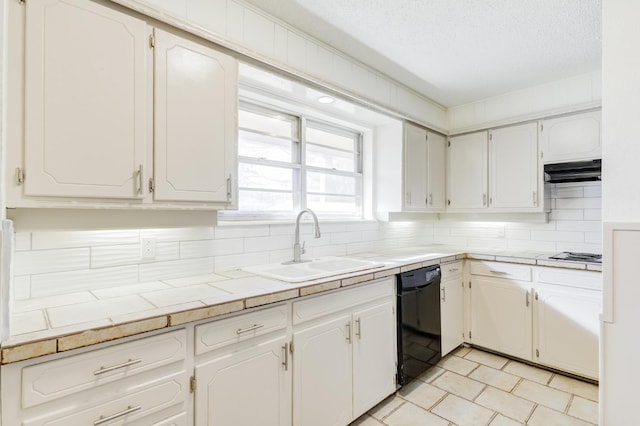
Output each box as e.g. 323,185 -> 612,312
441,261 -> 463,280
470,261 -> 532,281
195,304 -> 287,355
22,329 -> 187,408
23,373 -> 187,426
535,267 -> 602,291
293,277 -> 394,325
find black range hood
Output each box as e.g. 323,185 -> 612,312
544,159 -> 601,183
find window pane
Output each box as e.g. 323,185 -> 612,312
239,109 -> 297,140
239,190 -> 294,211
306,143 -> 354,172
239,130 -> 292,162
239,163 -> 293,191
306,126 -> 355,151
307,194 -> 357,213
307,172 -> 356,196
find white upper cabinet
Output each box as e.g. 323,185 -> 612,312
11,0 -> 238,210
489,122 -> 539,210
447,131 -> 488,210
153,28 -> 237,204
23,0 -> 148,199
540,110 -> 601,163
403,123 -> 446,211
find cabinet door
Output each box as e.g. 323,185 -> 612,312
441,278 -> 464,356
153,28 -> 238,203
352,302 -> 396,418
24,0 -> 147,199
540,111 -> 601,163
471,276 -> 532,360
447,132 -> 488,209
293,314 -> 352,426
404,123 -> 428,210
427,131 -> 447,210
195,336 -> 290,426
535,286 -> 601,379
489,123 -> 539,209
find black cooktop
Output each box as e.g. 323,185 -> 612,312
549,252 -> 602,263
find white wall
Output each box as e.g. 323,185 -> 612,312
115,0 -> 447,131
600,1 -> 640,424
448,70 -> 602,133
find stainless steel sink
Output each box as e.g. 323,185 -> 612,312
243,256 -> 385,283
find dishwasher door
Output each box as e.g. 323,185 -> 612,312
397,265 -> 442,387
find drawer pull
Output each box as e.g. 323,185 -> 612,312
489,270 -> 508,275
93,358 -> 142,376
236,324 -> 264,334
94,405 -> 142,425
449,268 -> 459,273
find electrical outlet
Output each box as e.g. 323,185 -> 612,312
141,238 -> 156,260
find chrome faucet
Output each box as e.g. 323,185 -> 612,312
290,208 -> 321,263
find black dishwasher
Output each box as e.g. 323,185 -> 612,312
396,265 -> 442,387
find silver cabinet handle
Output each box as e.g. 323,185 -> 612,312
282,343 -> 289,371
449,267 -> 459,273
346,322 -> 351,343
94,358 -> 142,376
94,405 -> 142,425
441,287 -> 446,302
136,165 -> 143,195
236,324 -> 264,334
355,318 -> 362,339
526,291 -> 530,307
483,193 -> 487,206
226,174 -> 233,201
489,270 -> 508,275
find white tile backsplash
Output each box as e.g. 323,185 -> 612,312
11,183 -> 601,300
428,182 -> 602,254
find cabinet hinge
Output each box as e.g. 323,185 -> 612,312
289,341 -> 294,354
540,151 -> 544,159
540,123 -> 544,132
535,292 -> 539,300
469,331 -> 472,339
15,168 -> 25,185
190,376 -> 197,393
536,349 -> 540,358
149,34 -> 155,48
489,132 -> 492,141
148,177 -> 155,193
447,140 -> 451,147
469,281 -> 472,289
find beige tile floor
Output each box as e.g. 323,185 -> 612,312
352,347 -> 598,426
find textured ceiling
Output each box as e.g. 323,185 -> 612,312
243,0 -> 602,107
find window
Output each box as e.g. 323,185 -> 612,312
227,101 -> 363,219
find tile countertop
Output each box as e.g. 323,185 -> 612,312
1,246 -> 602,364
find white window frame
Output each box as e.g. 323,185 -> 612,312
220,101 -> 364,220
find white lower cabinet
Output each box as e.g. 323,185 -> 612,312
440,261 -> 464,356
470,275 -> 533,361
293,314 -> 353,426
292,277 -> 396,426
194,304 -> 291,426
352,301 -> 397,418
194,335 -> 291,426
468,261 -> 602,379
1,329 -> 189,426
533,269 -> 602,380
